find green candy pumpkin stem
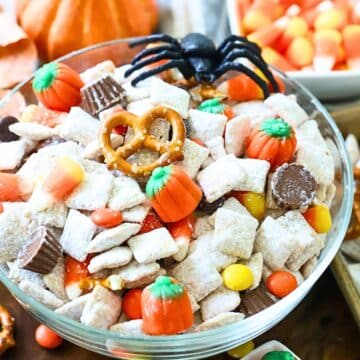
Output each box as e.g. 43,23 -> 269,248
262,351 -> 295,360
146,166 -> 172,199
261,118 -> 292,139
149,276 -> 184,299
33,62 -> 58,92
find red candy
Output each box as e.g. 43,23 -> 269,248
91,208 -> 123,228
35,325 -> 63,349
114,124 -> 128,136
266,270 -> 298,298
122,289 -> 143,320
139,211 -> 163,234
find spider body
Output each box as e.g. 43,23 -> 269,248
125,33 -> 279,98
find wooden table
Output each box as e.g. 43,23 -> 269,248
1,270 -> 359,360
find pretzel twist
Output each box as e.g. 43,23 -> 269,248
0,305 -> 15,356
100,106 -> 185,176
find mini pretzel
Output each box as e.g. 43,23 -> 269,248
100,106 -> 185,176
0,305 -> 15,356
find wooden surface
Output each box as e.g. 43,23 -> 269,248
1,270 -> 359,360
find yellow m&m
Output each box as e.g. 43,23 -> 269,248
222,264 -> 254,291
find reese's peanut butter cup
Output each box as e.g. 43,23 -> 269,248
81,75 -> 127,117
272,163 -> 316,210
241,284 -> 275,316
18,226 -> 62,274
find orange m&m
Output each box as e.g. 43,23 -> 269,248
122,289 -> 143,320
35,325 -> 63,349
266,270 -> 298,298
91,208 -> 123,228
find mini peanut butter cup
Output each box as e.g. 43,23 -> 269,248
81,75 -> 127,117
272,163 -> 316,210
241,284 -> 275,316
18,226 -> 62,274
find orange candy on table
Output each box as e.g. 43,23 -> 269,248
303,204 -> 332,233
145,165 -> 202,223
266,270 -> 298,298
35,325 -> 63,349
122,289 -> 143,320
32,62 -> 84,112
91,208 -> 123,228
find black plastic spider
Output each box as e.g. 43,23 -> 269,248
125,33 -> 279,98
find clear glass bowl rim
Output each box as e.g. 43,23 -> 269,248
0,38 -> 354,349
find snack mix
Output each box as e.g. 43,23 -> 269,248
0,34 -> 336,337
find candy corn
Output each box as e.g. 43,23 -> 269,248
262,47 -> 297,71
286,36 -> 314,68
0,173 -> 31,202
303,204 -> 332,233
64,255 -> 123,299
275,16 -> 309,52
243,0 -> 291,33
248,16 -> 289,47
167,215 -> 195,261
30,156 -> 84,210
301,0 -> 334,27
314,8 -> 347,30
217,73 -> 264,101
20,104 -> 66,128
343,24 -> 360,69
313,29 -> 342,70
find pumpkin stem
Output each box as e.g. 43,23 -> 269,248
198,98 -> 225,114
146,166 -> 172,198
149,276 -> 184,299
33,62 -> 58,92
261,118 -> 292,138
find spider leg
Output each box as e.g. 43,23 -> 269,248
130,59 -> 192,86
215,62 -> 270,98
219,41 -> 261,57
129,34 -> 180,48
222,49 -> 279,92
218,35 -> 260,54
132,44 -> 179,64
125,51 -> 183,77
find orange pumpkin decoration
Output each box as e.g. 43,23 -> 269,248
245,117 -> 297,170
146,165 -> 202,223
32,62 -> 83,112
141,276 -> 193,335
16,0 -> 158,61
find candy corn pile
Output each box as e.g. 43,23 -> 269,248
234,0 -> 360,71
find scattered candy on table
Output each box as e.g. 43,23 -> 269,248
35,324 -> 63,349
266,271 -> 298,298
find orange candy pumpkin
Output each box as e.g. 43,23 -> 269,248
245,117 -> 297,170
145,165 -> 202,223
141,276 -> 193,335
32,62 -> 84,112
16,0 -> 158,61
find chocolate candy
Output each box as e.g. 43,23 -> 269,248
81,75 -> 127,117
197,195 -> 225,214
18,226 -> 62,274
271,163 -> 316,210
240,284 -> 275,316
0,116 -> 19,142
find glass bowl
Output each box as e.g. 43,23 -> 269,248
0,39 -> 354,359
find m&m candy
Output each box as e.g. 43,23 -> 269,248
266,271 -> 297,298
222,264 -> 254,291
